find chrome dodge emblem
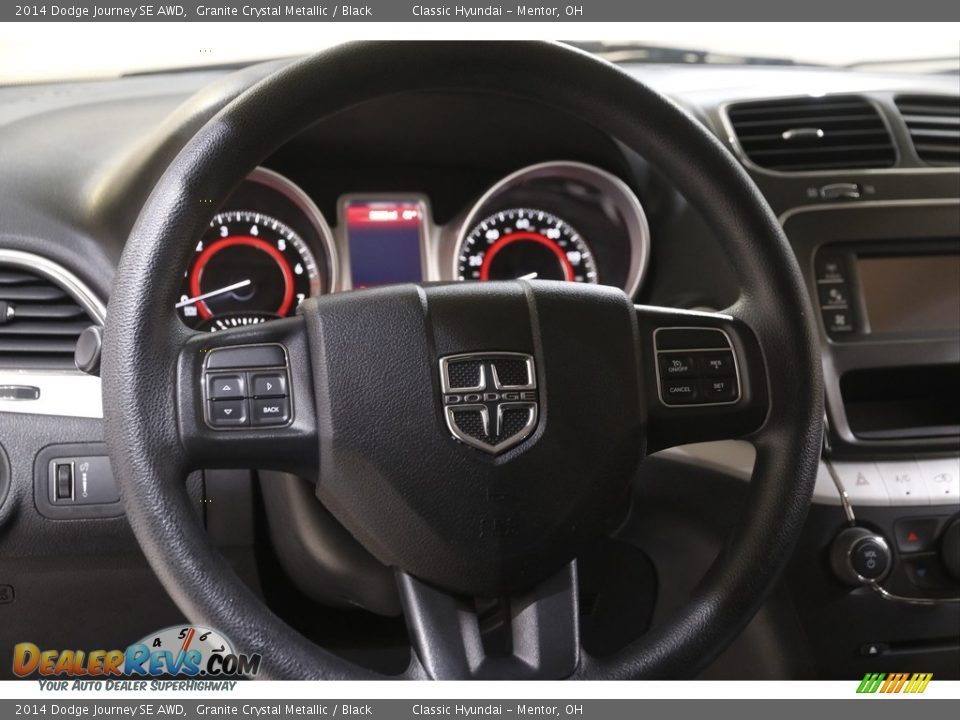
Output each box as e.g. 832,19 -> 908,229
439,352 -> 538,455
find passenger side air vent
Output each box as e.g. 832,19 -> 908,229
727,95 -> 896,171
895,95 -> 960,166
0,264 -> 96,370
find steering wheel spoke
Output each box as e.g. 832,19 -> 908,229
398,562 -> 580,680
175,315 -> 318,475
636,304 -> 770,453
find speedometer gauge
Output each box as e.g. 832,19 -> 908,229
457,208 -> 598,284
177,210 -> 320,331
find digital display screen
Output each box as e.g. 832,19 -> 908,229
344,200 -> 424,288
858,254 -> 960,334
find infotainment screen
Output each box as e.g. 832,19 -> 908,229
344,199 -> 424,288
858,253 -> 960,334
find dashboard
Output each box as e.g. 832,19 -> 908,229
176,161 -> 649,331
0,55 -> 957,680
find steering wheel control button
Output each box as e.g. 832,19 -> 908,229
205,343 -> 286,370
209,399 -> 248,427
658,353 -> 697,379
201,343 -> 292,430
830,527 -> 892,585
251,397 -> 290,426
703,377 -> 738,401
893,517 -> 946,553
250,372 -> 287,398
207,373 -> 245,400
654,327 -> 740,407
701,351 -> 735,376
662,380 -> 699,404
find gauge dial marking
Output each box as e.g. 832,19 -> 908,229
457,207 -> 598,285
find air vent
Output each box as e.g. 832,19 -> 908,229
0,265 -> 95,370
896,95 -> 960,166
727,95 -> 896,171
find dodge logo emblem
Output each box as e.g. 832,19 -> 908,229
439,352 -> 538,455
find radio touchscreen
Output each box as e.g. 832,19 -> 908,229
858,253 -> 960,334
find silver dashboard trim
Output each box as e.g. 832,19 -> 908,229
247,166 -> 340,294
452,161 -> 651,299
0,248 -> 106,419
777,197 -> 960,226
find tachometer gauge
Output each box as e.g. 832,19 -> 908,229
177,210 -> 320,331
457,208 -> 598,284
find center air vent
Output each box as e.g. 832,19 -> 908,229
0,263 -> 97,370
895,95 -> 960,166
727,95 -> 896,172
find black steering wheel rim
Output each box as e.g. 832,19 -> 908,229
102,40 -> 824,680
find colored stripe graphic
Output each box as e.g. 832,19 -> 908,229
857,672 -> 932,693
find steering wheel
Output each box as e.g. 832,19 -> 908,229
102,41 -> 823,680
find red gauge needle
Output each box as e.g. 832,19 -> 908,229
176,279 -> 252,308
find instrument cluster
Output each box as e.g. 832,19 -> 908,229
177,161 -> 651,331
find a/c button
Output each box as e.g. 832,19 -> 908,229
251,397 -> 290,426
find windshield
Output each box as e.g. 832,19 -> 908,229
1,23 -> 958,83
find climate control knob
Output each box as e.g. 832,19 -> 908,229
940,519 -> 960,582
830,527 -> 892,586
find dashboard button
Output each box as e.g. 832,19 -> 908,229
701,351 -> 735,377
209,399 -> 248,427
207,373 -> 245,400
822,308 -> 854,333
658,353 -> 697,379
815,256 -> 847,282
249,372 -> 287,398
661,380 -> 699,405
703,377 -> 738,402
251,397 -> 290,426
903,556 -> 950,591
893,517 -> 946,553
917,457 -> 960,505
830,462 -> 890,507
850,537 -> 890,581
877,460 -> 929,506
817,283 -> 849,308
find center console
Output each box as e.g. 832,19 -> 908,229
780,198 -> 960,677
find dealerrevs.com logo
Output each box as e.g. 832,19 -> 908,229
13,626 -> 261,683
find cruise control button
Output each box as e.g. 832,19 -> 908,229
250,372 -> 287,398
701,351 -> 735,376
661,380 -> 698,405
209,399 -> 248,427
703,377 -> 738,402
207,374 -> 245,400
659,353 -> 697,379
251,397 -> 290,426
893,517 -> 946,553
